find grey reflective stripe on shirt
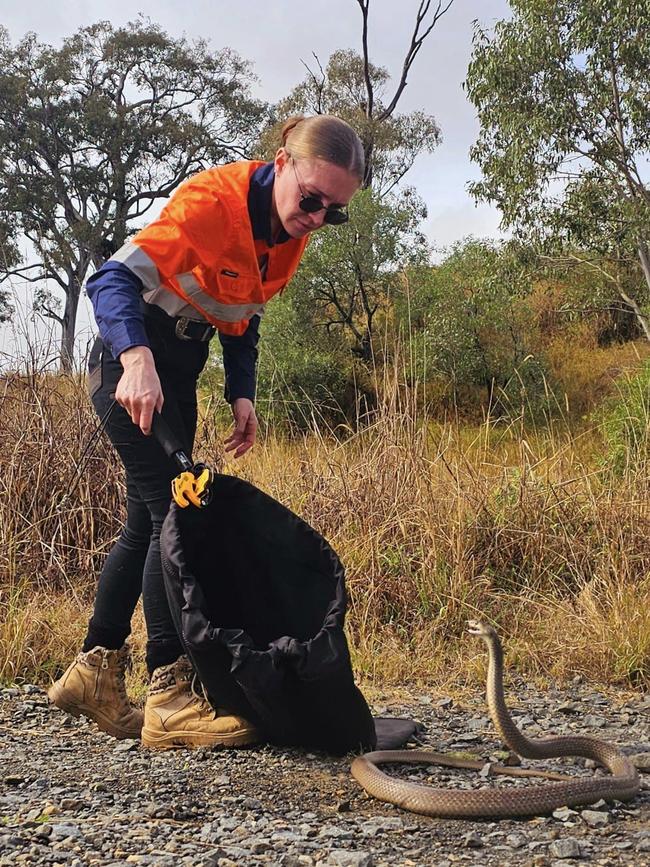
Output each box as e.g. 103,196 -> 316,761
112,241 -> 264,324
141,285 -> 198,319
111,241 -> 161,291
175,272 -> 265,323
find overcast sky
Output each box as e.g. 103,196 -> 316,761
1,0 -> 512,361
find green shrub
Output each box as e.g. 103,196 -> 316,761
599,360 -> 650,475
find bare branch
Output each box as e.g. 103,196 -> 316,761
356,0 -> 374,118
35,303 -> 64,327
299,53 -> 327,115
0,264 -> 47,284
379,0 -> 455,121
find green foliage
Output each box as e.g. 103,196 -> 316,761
261,48 -> 440,193
0,212 -> 19,321
397,238 -> 549,415
599,359 -> 650,475
466,0 -> 650,334
290,187 -> 429,361
0,20 -> 264,367
254,292 -> 371,432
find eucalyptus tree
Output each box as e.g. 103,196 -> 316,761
466,0 -> 650,339
0,20 -> 265,368
258,1 -> 452,363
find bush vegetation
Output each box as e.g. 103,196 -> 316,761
2,332 -> 649,692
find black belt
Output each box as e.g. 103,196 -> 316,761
173,316 -> 215,342
143,303 -> 216,343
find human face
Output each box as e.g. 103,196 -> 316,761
291,161 -> 349,224
271,148 -> 360,240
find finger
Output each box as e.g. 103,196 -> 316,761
140,406 -> 154,436
134,397 -> 156,436
233,427 -> 256,458
233,440 -> 253,458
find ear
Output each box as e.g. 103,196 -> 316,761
274,147 -> 289,175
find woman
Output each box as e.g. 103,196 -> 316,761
48,115 -> 364,749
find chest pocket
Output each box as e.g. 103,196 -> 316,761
212,267 -> 276,304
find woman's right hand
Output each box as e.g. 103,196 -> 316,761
116,345 -> 164,436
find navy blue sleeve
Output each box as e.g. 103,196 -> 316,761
218,315 -> 260,404
86,261 -> 149,359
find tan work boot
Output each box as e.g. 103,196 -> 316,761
48,645 -> 143,740
141,655 -> 259,750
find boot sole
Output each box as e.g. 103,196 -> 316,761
141,725 -> 260,750
48,685 -> 142,741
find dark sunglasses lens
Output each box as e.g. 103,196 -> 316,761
299,196 -> 323,214
324,209 -> 349,225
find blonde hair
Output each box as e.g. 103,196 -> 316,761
280,115 -> 365,182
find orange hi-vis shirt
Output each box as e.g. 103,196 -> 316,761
110,161 -> 309,336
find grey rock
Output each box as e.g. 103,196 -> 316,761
629,752 -> 650,770
462,831 -> 484,848
327,851 -> 373,867
271,831 -> 303,844
318,826 -> 354,840
580,809 -> 609,827
49,823 -> 83,841
113,739 -> 139,753
467,715 -> 490,731
22,684 -> 40,694
548,838 -> 583,859
557,702 -> 580,713
552,807 -> 579,822
250,839 -> 272,853
357,816 -> 403,836
582,714 -> 606,728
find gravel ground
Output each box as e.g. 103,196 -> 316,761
1,679 -> 648,867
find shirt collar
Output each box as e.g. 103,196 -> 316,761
248,161 -> 291,246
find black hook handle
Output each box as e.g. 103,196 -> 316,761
151,412 -> 193,472
108,393 -> 194,472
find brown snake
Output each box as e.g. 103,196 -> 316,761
351,620 -> 640,818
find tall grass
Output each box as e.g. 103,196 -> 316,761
1,353 -> 649,691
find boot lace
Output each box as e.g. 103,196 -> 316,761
190,674 -> 217,719
106,648 -> 133,713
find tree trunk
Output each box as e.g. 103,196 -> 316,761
634,242 -> 650,341
59,282 -> 81,372
613,243 -> 650,343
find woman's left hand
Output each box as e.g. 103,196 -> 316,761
224,398 -> 258,458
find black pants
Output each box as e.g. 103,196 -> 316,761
84,305 -> 210,673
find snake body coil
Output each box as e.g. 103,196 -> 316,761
351,621 -> 640,818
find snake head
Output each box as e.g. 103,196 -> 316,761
467,619 -> 497,639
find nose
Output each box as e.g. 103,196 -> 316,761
308,210 -> 326,229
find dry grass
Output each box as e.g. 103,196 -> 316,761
1,356 -> 649,693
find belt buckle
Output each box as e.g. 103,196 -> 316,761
175,317 -> 193,341
175,317 -> 214,341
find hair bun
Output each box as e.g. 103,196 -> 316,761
280,115 -> 305,148
278,114 -> 365,182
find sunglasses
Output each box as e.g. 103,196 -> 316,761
291,159 -> 349,225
